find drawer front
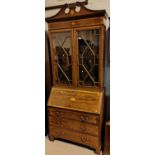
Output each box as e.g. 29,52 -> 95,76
48,108 -> 99,125
48,17 -> 103,30
50,127 -> 99,148
48,116 -> 98,136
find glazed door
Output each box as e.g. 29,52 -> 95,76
76,27 -> 104,88
50,30 -> 73,85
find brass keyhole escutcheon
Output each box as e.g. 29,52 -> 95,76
70,97 -> 76,101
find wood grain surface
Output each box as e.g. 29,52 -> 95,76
48,87 -> 103,114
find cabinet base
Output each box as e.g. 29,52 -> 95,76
48,135 -> 54,141
49,136 -> 100,155
95,148 -> 101,155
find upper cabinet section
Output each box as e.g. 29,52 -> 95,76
46,3 -> 106,89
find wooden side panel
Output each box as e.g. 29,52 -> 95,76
45,31 -> 52,135
45,31 -> 52,97
103,122 -> 110,155
99,92 -> 105,149
99,26 -> 105,89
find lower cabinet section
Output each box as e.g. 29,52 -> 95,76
48,107 -> 102,155
47,87 -> 104,155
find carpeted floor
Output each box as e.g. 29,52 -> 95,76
45,136 -> 102,155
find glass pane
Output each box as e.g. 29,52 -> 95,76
78,29 -> 100,87
51,31 -> 72,85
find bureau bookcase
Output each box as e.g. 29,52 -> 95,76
46,3 -> 106,154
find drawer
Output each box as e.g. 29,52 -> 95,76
48,17 -> 103,30
48,108 -> 99,125
48,117 -> 98,136
50,127 -> 99,148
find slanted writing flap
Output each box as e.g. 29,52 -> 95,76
48,87 -> 104,114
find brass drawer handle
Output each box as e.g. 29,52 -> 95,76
71,21 -> 76,26
81,136 -> 88,142
96,117 -> 99,122
57,120 -> 63,126
55,111 -> 63,117
80,116 -> 88,122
